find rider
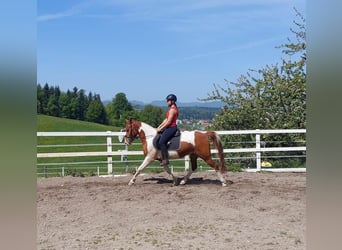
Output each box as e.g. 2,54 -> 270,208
157,94 -> 179,166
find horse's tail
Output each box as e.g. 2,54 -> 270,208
208,131 -> 226,172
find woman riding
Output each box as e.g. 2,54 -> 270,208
157,94 -> 179,166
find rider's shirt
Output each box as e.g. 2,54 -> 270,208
166,105 -> 178,127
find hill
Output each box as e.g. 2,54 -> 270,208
37,115 -> 120,132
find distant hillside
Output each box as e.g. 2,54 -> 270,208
103,99 -> 224,108
178,106 -> 221,120
149,100 -> 223,108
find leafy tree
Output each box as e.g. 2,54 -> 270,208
85,94 -> 107,124
204,9 -> 306,131
41,83 -> 50,114
77,89 -> 87,121
46,94 -> 60,117
59,91 -> 71,118
139,105 -> 164,127
45,86 -> 61,117
106,92 -> 134,126
37,84 -> 44,114
59,89 -> 78,119
202,9 -> 306,168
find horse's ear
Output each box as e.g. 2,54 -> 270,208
129,118 -> 132,123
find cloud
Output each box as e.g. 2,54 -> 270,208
37,12 -> 76,22
37,0 -> 304,23
162,36 -> 283,64
37,0 -> 96,22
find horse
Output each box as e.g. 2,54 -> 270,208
124,119 -> 228,186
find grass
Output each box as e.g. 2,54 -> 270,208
37,115 -> 116,132
37,115 -> 131,176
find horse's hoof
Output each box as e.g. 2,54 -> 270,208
221,182 -> 227,187
172,177 -> 179,186
180,179 -> 186,185
128,180 -> 134,186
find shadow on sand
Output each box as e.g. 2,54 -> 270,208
143,176 -> 233,186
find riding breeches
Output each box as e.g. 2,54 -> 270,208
158,126 -> 177,160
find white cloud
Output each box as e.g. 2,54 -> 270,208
37,0 -> 304,23
162,36 -> 283,64
37,0 -> 97,22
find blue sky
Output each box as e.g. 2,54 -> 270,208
37,0 -> 305,103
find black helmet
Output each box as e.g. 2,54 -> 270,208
166,94 -> 177,102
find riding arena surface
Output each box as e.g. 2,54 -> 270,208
37,171 -> 306,249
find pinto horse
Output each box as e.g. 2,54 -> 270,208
124,119 -> 228,186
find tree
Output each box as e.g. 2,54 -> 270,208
106,92 -> 134,126
41,83 -> 50,114
59,90 -> 78,119
46,94 -> 60,117
204,9 -> 306,131
77,89 -> 87,121
37,84 -> 44,114
46,86 -> 61,117
139,105 -> 164,127
201,9 -> 306,168
85,94 -> 107,124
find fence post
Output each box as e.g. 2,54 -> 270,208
125,144 -> 129,173
184,155 -> 190,171
106,131 -> 112,175
256,131 -> 261,171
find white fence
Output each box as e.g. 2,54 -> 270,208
37,129 -> 306,176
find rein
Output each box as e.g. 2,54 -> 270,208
125,119 -> 156,142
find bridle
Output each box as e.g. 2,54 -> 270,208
124,119 -> 138,142
124,119 -> 155,144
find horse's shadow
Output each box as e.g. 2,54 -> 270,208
143,176 -> 233,186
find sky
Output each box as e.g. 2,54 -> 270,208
37,0 -> 305,103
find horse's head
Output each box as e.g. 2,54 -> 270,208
124,118 -> 141,145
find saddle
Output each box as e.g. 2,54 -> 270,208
153,129 -> 181,151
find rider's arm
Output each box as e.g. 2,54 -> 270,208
157,108 -> 176,132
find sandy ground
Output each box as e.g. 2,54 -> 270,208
37,171 -> 306,250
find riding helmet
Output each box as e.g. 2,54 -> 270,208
166,94 -> 177,102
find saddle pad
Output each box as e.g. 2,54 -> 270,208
153,133 -> 181,151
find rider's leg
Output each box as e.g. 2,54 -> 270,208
159,143 -> 169,166
158,126 -> 177,166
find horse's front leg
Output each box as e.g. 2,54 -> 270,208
128,157 -> 154,186
180,168 -> 192,185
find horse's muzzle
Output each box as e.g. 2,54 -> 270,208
124,137 -> 132,145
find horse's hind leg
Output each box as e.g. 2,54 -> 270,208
162,164 -> 178,186
204,158 -> 227,187
180,154 -> 197,185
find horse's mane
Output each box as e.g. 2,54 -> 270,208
140,121 -> 156,130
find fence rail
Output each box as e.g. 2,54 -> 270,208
37,129 -> 306,176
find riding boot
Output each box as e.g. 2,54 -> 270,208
160,144 -> 169,166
